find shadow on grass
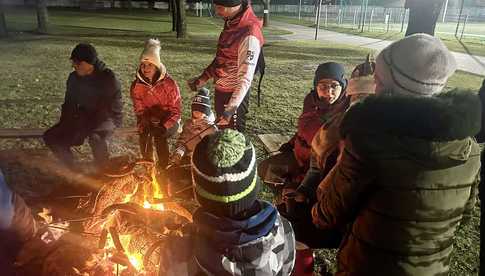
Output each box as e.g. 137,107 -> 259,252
457,38 -> 485,70
264,43 -> 366,61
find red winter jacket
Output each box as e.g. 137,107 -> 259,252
290,91 -> 330,169
290,91 -> 349,170
202,5 -> 264,115
130,72 -> 182,131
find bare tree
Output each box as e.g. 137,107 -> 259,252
175,0 -> 186,38
263,0 -> 270,27
405,0 -> 446,36
36,0 -> 49,34
169,0 -> 177,32
0,0 -> 7,38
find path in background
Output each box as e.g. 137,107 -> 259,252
273,21 -> 485,76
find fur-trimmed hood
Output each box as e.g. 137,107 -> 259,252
341,90 -> 481,142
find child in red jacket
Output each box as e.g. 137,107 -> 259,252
130,39 -> 182,169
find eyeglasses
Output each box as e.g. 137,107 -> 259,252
317,82 -> 341,90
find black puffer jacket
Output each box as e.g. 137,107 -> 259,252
60,60 -> 123,135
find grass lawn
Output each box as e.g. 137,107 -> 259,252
273,15 -> 485,57
0,7 -> 482,275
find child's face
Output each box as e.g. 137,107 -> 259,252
316,78 -> 342,104
140,61 -> 157,81
192,111 -> 205,119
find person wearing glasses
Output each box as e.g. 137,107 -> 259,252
43,43 -> 122,173
257,62 -> 349,198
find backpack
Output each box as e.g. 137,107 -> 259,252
255,47 -> 265,107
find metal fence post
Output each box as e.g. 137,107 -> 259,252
442,0 -> 449,23
361,0 -> 368,33
298,0 -> 302,20
387,10 -> 392,32
368,8 -> 374,31
400,7 -> 406,33
353,6 -> 357,27
455,0 -> 464,37
460,14 -> 468,41
325,4 -> 328,27
315,0 -> 322,40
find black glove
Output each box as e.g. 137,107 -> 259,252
150,123 -> 167,137
278,142 -> 294,153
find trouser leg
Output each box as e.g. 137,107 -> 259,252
88,131 -> 111,169
43,126 -> 76,168
139,130 -> 154,161
154,134 -> 169,169
215,89 -> 250,133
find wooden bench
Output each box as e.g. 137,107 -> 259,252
0,127 -> 138,139
257,134 -> 291,155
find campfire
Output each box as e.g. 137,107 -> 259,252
30,160 -> 193,276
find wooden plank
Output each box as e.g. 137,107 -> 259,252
257,134 -> 291,154
0,127 -> 138,139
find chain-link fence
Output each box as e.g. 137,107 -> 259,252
251,2 -> 485,40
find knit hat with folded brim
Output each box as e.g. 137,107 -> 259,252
191,129 -> 258,218
313,62 -> 348,91
192,87 -> 213,117
213,0 -> 241,7
375,33 -> 457,96
139,38 -> 167,78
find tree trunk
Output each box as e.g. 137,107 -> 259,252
405,0 -> 445,36
176,0 -> 186,38
36,0 -> 48,34
148,0 -> 155,9
170,0 -> 177,32
0,1 -> 7,38
111,0 -> 115,9
263,0 -> 270,27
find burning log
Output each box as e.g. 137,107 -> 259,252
79,160 -> 194,275
2,152 -> 196,276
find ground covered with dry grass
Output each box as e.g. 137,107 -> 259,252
0,7 -> 481,275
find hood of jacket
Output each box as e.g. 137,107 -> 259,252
193,200 -> 277,249
226,5 -> 262,30
136,67 -> 165,86
192,200 -> 295,276
341,90 -> 481,168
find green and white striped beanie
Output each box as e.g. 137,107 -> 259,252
191,129 -> 258,217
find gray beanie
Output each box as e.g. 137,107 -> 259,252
375,33 -> 457,96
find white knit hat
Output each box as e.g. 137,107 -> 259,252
140,38 -> 167,78
375,33 -> 457,96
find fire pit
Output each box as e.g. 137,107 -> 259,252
78,160 -> 193,275
8,156 -> 195,276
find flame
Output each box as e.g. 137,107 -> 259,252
104,234 -> 145,272
38,208 -> 53,224
128,253 -> 144,271
151,167 -> 163,199
97,165 -> 167,274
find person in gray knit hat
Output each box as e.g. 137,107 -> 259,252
159,129 -> 296,276
374,33 -> 457,96
311,33 -> 480,275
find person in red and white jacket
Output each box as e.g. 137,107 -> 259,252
187,0 -> 264,132
130,39 -> 182,169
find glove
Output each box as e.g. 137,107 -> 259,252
137,116 -> 151,133
169,148 -> 185,166
150,123 -> 167,137
278,142 -> 294,153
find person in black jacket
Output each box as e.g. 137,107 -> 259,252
43,43 -> 123,171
